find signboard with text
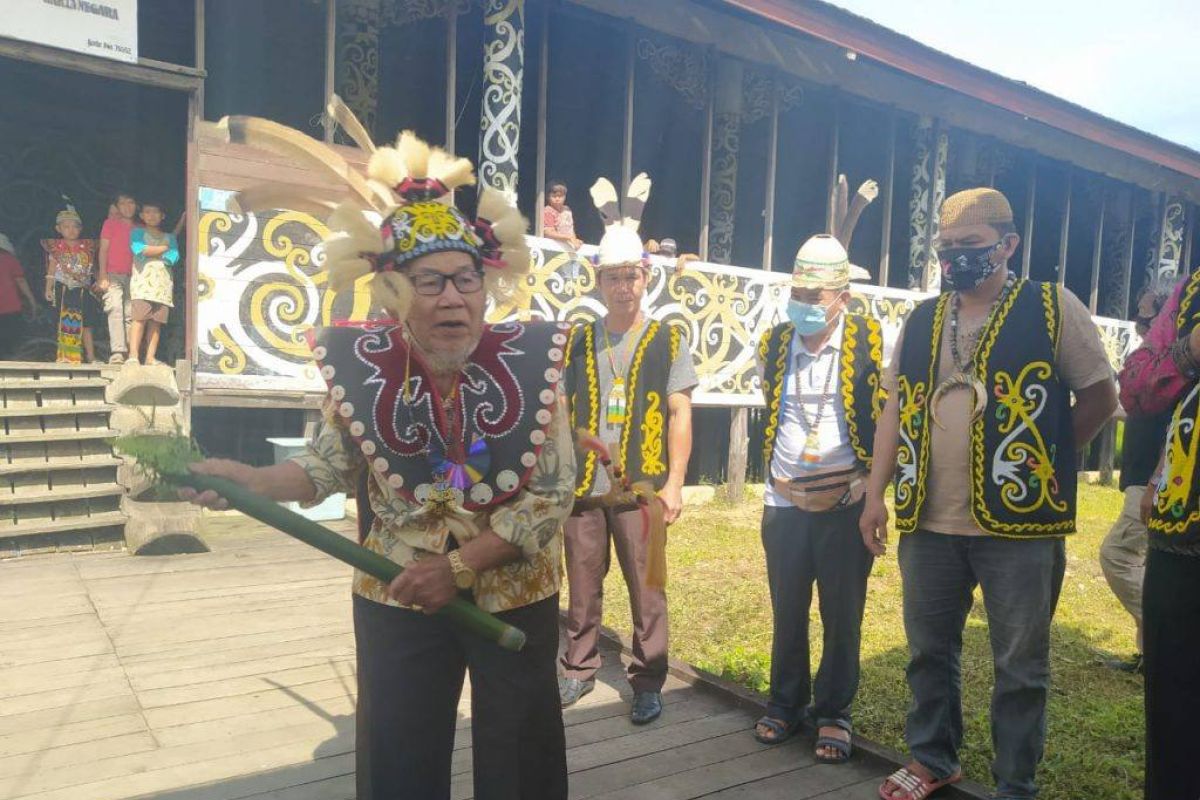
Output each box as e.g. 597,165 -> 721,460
0,0 -> 138,64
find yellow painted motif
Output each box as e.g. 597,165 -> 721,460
210,324 -> 248,375
640,391 -> 666,475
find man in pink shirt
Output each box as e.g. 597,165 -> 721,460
97,191 -> 136,363
0,233 -> 37,361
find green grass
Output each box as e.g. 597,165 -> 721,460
582,482 -> 1143,800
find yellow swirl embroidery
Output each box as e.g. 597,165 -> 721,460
391,202 -> 479,256
1177,270 -> 1200,336
573,324 -> 600,499
895,295 -> 948,532
620,320 -> 662,474
760,324 -> 789,468
640,391 -> 666,475
1150,383 -> 1200,534
992,361 -> 1068,514
895,374 -> 927,514
840,315 -> 881,467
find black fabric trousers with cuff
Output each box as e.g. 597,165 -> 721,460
760,500 -> 873,732
353,593 -> 567,800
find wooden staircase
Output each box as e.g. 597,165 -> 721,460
0,362 -> 126,557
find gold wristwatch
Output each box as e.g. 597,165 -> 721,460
447,550 -> 476,590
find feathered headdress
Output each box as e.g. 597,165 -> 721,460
590,173 -> 652,269
218,96 -> 530,318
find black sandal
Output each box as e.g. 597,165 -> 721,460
814,726 -> 852,764
753,715 -> 799,745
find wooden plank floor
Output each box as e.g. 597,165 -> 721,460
0,515 -> 918,800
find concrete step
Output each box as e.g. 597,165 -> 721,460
0,484 -> 125,507
0,429 -> 118,445
0,457 -> 123,477
0,405 -> 113,419
0,378 -> 110,390
0,511 -> 127,541
0,361 -> 115,375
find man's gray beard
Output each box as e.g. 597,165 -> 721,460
419,335 -> 482,375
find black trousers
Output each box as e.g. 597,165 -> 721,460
1143,548 -> 1200,800
760,501 -> 873,730
354,593 -> 567,800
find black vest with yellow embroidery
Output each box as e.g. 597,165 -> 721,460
758,314 -> 883,472
893,280 -> 1076,537
565,319 -> 681,496
1148,269 -> 1200,547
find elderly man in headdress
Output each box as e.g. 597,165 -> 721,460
751,234 -> 883,764
557,173 -> 697,725
860,188 -> 1116,800
182,110 -> 575,800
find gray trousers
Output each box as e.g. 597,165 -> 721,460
1099,486 -> 1147,651
101,274 -> 131,355
760,501 -> 873,731
899,530 -> 1065,800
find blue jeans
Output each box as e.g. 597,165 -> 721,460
898,531 -> 1065,799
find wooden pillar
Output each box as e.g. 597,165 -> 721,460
1057,171 -> 1072,286
878,110 -> 896,287
1021,163 -> 1036,279
1088,191 -> 1106,313
706,59 -> 743,264
762,77 -> 780,271
479,0 -> 525,200
1119,190 -> 1137,318
824,97 -> 840,234
444,6 -> 457,153
698,52 -> 714,262
726,408 -> 749,503
533,1 -> 549,237
621,24 -> 635,197
1183,204 -> 1195,275
323,0 -> 337,143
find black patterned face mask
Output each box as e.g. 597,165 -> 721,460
937,241 -> 1004,291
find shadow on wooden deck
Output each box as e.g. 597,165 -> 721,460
0,514 -> 987,800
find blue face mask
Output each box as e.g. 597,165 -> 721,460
787,300 -> 830,336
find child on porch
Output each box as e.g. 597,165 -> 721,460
127,200 -> 178,367
542,180 -> 582,249
41,203 -> 101,363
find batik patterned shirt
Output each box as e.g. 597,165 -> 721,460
291,393 -> 576,612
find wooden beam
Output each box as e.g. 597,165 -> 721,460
1022,162 -> 1036,278
534,1 -> 550,238
1089,190 -> 1106,313
185,90 -> 201,368
762,77 -> 780,270
878,109 -> 897,286
323,0 -> 337,144
698,51 -> 715,262
0,38 -> 204,92
1057,171 -> 1072,286
444,5 -> 457,152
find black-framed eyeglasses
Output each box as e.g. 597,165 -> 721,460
406,269 -> 485,296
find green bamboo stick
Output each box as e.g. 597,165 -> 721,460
112,434 -> 526,651
175,472 -> 526,651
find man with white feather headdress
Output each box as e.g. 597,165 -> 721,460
558,173 -> 697,725
181,100 -> 575,800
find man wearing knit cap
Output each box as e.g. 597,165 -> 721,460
752,234 -> 883,764
861,187 -> 1116,800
